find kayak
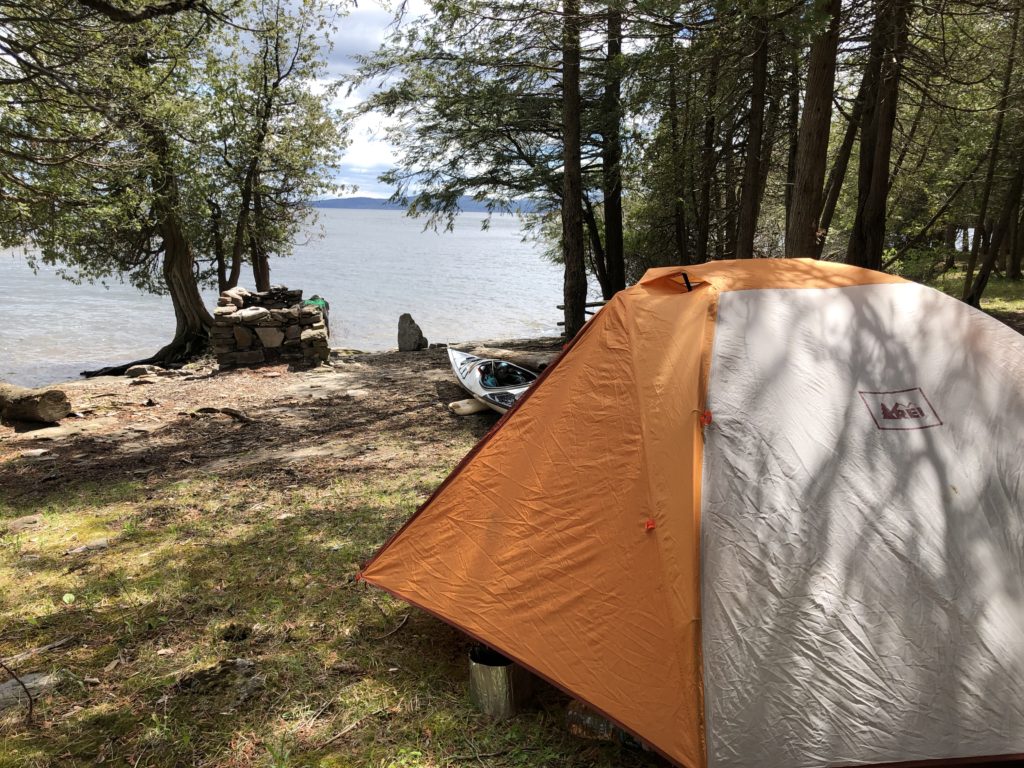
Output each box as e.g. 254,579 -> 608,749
447,348 -> 538,414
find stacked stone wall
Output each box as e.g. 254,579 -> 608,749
211,286 -> 329,368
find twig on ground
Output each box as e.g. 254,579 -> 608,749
448,746 -> 539,763
369,613 -> 409,640
0,659 -> 33,723
320,707 -> 386,746
1,636 -> 74,666
303,697 -> 335,727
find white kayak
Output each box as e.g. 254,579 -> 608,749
447,348 -> 538,414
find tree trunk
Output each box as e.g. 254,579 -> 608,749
784,50 -> 801,235
146,121 -> 212,364
966,149 -> 1024,306
736,23 -> 769,259
668,60 -> 691,265
250,182 -> 271,291
847,0 -> 911,271
944,222 -> 958,269
963,5 -> 1020,299
1010,207 -> 1024,280
785,0 -> 841,257
696,55 -> 720,263
232,162 -> 257,287
757,80 -> 783,218
210,199 -> 229,293
582,195 -> 610,297
601,3 -> 625,294
561,0 -> 587,338
944,222 -> 957,248
815,76 -> 868,257
722,124 -> 738,259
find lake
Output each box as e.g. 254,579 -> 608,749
0,209 -> 572,388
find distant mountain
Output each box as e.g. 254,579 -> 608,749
313,196 -> 535,213
314,196 -> 405,210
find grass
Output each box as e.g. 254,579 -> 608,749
0,354 -> 656,768
887,248 -> 1024,322
927,267 -> 1024,315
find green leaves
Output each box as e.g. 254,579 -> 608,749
1,0 -> 346,294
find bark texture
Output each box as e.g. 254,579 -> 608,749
785,0 -> 841,257
561,0 -> 587,338
735,23 -> 769,259
600,3 -> 625,297
847,0 -> 912,271
0,383 -> 72,423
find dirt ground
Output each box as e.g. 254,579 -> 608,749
1,339 -> 663,768
0,341 -> 540,493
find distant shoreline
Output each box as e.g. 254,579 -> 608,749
314,196 -> 536,213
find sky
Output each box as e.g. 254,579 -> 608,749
326,1 -> 417,199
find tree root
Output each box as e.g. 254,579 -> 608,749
82,330 -> 209,378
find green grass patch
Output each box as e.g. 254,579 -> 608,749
0,432 -> 655,767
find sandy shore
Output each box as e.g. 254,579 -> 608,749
0,339 -> 562,495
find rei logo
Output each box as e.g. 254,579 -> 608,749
858,388 -> 943,431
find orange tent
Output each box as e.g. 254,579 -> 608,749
361,259 -> 1024,768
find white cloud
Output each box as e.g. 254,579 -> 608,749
326,0 -> 431,198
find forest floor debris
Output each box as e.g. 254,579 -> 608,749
0,337 -> 658,768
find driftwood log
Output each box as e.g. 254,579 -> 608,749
0,382 -> 72,424
448,398 -> 489,416
468,347 -> 559,372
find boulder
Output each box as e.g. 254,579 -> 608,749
125,364 -> 158,378
0,382 -> 72,424
398,313 -> 428,351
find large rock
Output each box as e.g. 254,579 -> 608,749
398,313 -> 428,351
0,383 -> 72,424
125,364 -> 158,378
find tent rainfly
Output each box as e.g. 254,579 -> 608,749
360,258 -> 1024,768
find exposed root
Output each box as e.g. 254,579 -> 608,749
82,330 -> 209,378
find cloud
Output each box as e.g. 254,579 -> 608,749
326,0 -> 432,198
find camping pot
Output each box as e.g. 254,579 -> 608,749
468,645 -> 532,720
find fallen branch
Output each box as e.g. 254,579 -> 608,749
194,406 -> 253,423
0,660 -> 34,722
320,707 -> 386,746
1,636 -> 74,666
370,614 -> 409,641
0,382 -> 72,424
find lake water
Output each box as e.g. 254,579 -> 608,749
0,209 -> 572,388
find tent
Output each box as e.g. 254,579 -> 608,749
360,258 -> 1024,768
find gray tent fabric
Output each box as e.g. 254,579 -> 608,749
701,282 -> 1024,767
